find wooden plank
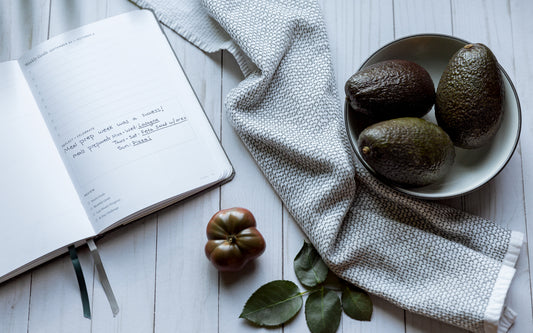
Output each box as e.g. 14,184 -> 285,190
0,1 -> 50,332
509,0 -> 533,330
392,1 -> 465,331
90,217 -> 157,332
0,0 -> 50,61
281,210 -> 310,332
218,51 -> 284,332
451,1 -> 533,332
153,196 -> 220,333
394,0 -> 453,37
27,250 -> 94,333
0,274 -> 31,333
23,1 -> 106,332
87,1 -> 158,332
152,19 -> 223,333
48,0 -> 107,38
321,0 -> 405,331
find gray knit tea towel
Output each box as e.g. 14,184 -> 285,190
131,0 -> 523,331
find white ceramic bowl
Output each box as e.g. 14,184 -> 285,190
344,34 -> 521,199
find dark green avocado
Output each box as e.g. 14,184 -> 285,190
358,117 -> 455,187
345,59 -> 435,120
435,43 -> 504,149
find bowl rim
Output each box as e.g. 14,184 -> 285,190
344,33 -> 522,200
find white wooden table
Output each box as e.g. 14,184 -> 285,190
1,0 -> 532,332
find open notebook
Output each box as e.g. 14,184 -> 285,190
0,10 -> 233,283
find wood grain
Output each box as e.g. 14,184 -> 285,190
0,0 -> 532,332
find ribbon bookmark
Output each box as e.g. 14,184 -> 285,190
68,245 -> 91,319
87,239 -> 120,317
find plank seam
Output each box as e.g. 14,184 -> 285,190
508,0 -> 533,318
152,214 -> 159,333
26,273 -> 33,333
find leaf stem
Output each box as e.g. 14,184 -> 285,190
299,287 -> 321,297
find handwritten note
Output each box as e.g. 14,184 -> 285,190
59,105 -> 188,160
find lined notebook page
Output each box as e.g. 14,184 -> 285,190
18,10 -> 232,233
0,61 -> 95,281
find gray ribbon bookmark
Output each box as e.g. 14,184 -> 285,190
68,245 -> 91,319
87,239 -> 120,317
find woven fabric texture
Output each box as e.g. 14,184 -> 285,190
131,1 -> 522,331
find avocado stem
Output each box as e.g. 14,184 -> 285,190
362,146 -> 370,154
464,44 -> 473,49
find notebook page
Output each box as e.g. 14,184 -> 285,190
18,10 -> 232,233
0,61 -> 95,280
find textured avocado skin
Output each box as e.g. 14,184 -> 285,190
345,59 -> 435,120
358,117 -> 455,187
435,43 -> 504,149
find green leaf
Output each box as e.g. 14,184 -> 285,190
305,287 -> 341,333
294,241 -> 329,287
341,285 -> 373,321
240,280 -> 303,326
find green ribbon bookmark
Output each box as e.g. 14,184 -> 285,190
68,245 -> 91,319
